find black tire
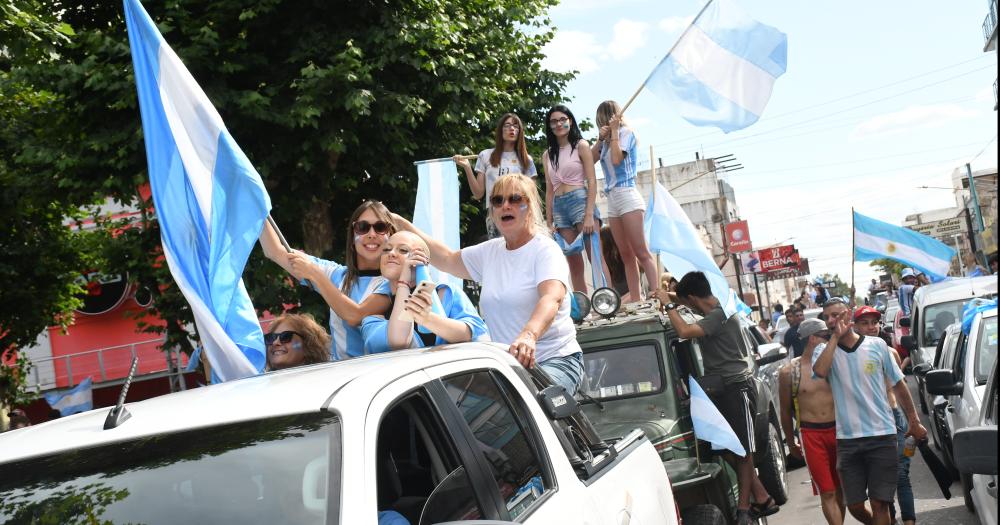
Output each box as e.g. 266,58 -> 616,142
680,504 -> 726,525
918,387 -> 928,414
757,420 -> 789,506
961,472 -> 975,512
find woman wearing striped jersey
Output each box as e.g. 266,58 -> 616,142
260,200 -> 394,360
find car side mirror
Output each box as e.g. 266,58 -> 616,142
952,426 -> 998,475
912,362 -> 932,377
899,317 -> 911,328
900,335 -> 917,352
925,369 -> 963,396
756,347 -> 788,367
538,385 -> 580,420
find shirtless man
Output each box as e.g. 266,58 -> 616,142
779,318 -> 846,525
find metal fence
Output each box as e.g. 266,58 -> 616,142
985,0 -> 998,49
29,338 -> 189,391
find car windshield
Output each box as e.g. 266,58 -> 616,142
922,299 -> 971,347
975,316 -> 998,385
0,412 -> 340,524
581,343 -> 664,400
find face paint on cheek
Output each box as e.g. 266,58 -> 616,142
519,204 -> 528,211
291,341 -> 302,350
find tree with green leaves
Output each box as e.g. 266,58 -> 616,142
1,0 -> 575,402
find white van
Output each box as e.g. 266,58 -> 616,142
905,276 -> 997,414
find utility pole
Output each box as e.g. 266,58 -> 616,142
965,163 -> 988,267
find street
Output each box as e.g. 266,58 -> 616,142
769,378 -> 981,525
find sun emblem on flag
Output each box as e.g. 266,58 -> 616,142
886,242 -> 897,254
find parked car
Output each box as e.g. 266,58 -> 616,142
952,359 -> 998,525
902,276 -> 997,414
925,323 -> 964,464
772,307 -> 823,345
0,344 -> 680,524
926,307 -> 998,511
575,300 -> 788,525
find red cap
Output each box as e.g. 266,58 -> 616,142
853,305 -> 882,321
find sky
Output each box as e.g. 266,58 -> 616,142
542,0 -> 998,287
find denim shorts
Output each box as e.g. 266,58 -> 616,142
605,186 -> 646,218
538,352 -> 584,395
552,188 -> 599,229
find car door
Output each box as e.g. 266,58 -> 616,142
945,332 -> 970,443
971,361 -> 998,525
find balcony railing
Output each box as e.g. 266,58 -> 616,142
985,0 -> 998,51
29,338 -> 190,390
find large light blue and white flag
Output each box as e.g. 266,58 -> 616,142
44,377 -> 94,416
853,211 -> 956,282
646,0 -> 787,133
413,159 -> 462,290
688,375 -> 746,456
645,180 -> 738,316
124,0 -> 269,381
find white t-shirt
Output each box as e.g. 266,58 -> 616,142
475,149 -> 537,204
461,235 -> 581,363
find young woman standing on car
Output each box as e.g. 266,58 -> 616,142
260,200 -> 394,361
392,174 -> 585,395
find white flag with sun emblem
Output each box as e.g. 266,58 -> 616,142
853,211 -> 956,281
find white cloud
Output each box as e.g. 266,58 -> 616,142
542,30 -> 603,74
659,16 -> 693,34
608,19 -> 649,61
975,86 -> 995,103
850,104 -> 979,140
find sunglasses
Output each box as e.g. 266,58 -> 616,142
353,220 -> 390,236
264,330 -> 301,346
490,193 -> 525,208
814,331 -> 832,340
548,116 -> 570,127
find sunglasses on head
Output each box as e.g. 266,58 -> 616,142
264,330 -> 300,346
490,193 -> 525,208
353,220 -> 390,236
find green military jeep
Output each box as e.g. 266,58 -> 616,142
574,298 -> 789,525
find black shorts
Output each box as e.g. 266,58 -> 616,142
709,379 -> 757,455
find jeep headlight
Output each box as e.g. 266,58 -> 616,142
591,287 -> 621,317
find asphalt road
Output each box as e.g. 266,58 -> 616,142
767,377 -> 982,525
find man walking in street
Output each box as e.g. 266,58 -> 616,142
783,305 -> 807,358
660,272 -> 779,524
812,299 -> 928,525
897,268 -> 918,316
778,318 -> 846,525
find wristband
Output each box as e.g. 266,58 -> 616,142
664,303 -> 678,311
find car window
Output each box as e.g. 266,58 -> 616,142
975,317 -> 998,385
442,371 -> 549,521
922,299 -> 971,347
0,413 -> 339,524
581,343 -> 664,400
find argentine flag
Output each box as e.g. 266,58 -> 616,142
853,211 -> 956,282
645,180 -> 738,316
412,159 -> 462,290
125,0 -> 269,381
688,376 -> 746,456
647,0 -> 787,133
44,377 -> 94,416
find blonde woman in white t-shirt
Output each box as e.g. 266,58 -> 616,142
453,113 -> 538,239
392,174 -> 584,394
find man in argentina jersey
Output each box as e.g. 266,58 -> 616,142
812,298 -> 927,525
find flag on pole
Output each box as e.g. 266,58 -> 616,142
646,0 -> 787,133
44,377 -> 94,416
645,180 -> 738,316
124,0 -> 269,381
688,375 -> 746,456
413,159 -> 462,290
853,210 -> 956,282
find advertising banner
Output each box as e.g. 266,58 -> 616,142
725,220 -> 753,253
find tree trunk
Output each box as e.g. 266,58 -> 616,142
303,197 -> 334,256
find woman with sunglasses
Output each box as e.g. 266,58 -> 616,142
542,105 -> 603,294
361,231 -> 488,353
453,113 -> 537,239
391,174 -> 584,395
260,200 -> 394,360
264,313 -> 331,371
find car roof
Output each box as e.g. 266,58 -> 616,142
0,343 -> 512,464
913,276 -> 998,309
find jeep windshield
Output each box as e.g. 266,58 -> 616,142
580,343 -> 664,400
0,412 -> 340,524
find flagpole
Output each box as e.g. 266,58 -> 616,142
650,145 -> 663,291
850,208 -> 856,308
267,215 -> 292,253
413,154 -> 476,166
620,0 -> 716,115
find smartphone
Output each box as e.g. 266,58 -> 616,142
397,280 -> 436,323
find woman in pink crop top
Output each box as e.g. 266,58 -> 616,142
542,105 -> 608,293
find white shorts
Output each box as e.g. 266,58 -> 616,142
605,186 -> 646,218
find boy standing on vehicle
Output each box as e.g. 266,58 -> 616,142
660,272 -> 779,525
778,318 -> 847,525
812,299 -> 927,525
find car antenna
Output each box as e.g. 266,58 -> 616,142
104,356 -> 139,430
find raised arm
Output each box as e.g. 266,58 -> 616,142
543,158 -> 555,231
607,117 -> 625,166
813,313 -> 849,379
259,219 -> 294,274
391,213 -> 471,280
286,252 -> 391,327
454,155 -> 485,200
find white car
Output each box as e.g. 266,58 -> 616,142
0,344 -> 679,524
772,307 -> 823,347
926,307 -> 998,515
952,357 -> 998,525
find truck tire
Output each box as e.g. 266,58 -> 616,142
680,504 -> 726,525
757,420 -> 789,506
